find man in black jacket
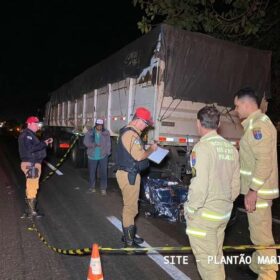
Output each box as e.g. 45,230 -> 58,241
18,116 -> 53,218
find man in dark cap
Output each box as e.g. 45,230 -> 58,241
116,107 -> 157,247
18,116 -> 53,218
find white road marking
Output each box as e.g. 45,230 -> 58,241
238,207 -> 280,224
44,161 -> 63,175
107,216 -> 191,280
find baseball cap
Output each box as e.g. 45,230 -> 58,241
96,119 -> 104,125
26,116 -> 40,124
135,107 -> 154,126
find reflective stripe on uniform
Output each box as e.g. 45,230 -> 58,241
256,202 -> 269,209
249,119 -> 253,130
240,169 -> 252,176
258,188 -> 279,195
248,114 -> 269,131
186,206 -> 195,214
252,177 -> 264,186
261,115 -> 269,122
186,227 -> 207,238
201,211 -> 231,221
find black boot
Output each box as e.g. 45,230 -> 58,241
123,225 -> 143,249
27,199 -> 43,218
121,225 -> 144,245
20,198 -> 32,219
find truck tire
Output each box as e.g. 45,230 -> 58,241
167,147 -> 183,179
52,138 -> 62,157
71,145 -> 87,168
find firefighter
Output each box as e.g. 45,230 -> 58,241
116,107 -> 157,247
18,116 -> 53,218
234,87 -> 279,279
184,106 -> 240,280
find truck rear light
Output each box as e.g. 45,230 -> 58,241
112,116 -> 126,121
231,141 -> 240,148
59,143 -> 70,149
159,137 -> 174,142
179,138 -> 187,143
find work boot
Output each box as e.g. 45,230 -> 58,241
123,225 -> 143,250
20,198 -> 32,219
121,225 -> 144,245
27,199 -> 43,218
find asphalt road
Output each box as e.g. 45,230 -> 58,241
0,134 -> 279,280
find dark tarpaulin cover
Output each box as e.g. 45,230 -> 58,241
140,177 -> 188,223
49,24 -> 271,107
50,26 -> 161,104
161,25 -> 271,106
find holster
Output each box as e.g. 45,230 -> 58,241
128,172 -> 137,185
26,165 -> 39,179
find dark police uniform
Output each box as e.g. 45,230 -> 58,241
18,128 -> 47,214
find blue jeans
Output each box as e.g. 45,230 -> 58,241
88,156 -> 108,190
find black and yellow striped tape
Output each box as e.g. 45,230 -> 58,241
28,224 -> 91,255
28,224 -> 280,255
41,135 -> 79,182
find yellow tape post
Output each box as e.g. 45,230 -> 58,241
28,224 -> 280,256
41,135 -> 79,182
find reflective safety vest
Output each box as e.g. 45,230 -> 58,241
239,110 -> 279,200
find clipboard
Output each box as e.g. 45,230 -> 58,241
148,146 -> 169,164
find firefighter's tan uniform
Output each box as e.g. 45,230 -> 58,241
116,124 -> 146,227
184,131 -> 240,280
240,109 -> 279,279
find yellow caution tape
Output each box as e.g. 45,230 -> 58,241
41,135 -> 79,182
28,224 -> 91,255
28,224 -> 280,256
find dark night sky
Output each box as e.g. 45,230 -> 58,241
0,0 -> 142,121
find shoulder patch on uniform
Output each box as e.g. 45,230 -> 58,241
27,136 -> 33,140
190,151 -> 196,167
252,128 -> 262,140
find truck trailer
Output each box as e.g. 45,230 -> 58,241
43,24 -> 271,179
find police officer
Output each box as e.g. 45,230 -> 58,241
18,116 -> 53,218
116,107 -> 157,247
234,87 -> 279,279
184,106 -> 240,280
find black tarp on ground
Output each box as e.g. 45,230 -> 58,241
140,176 -> 188,223
49,24 -> 271,107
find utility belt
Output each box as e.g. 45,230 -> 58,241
117,167 -> 139,185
